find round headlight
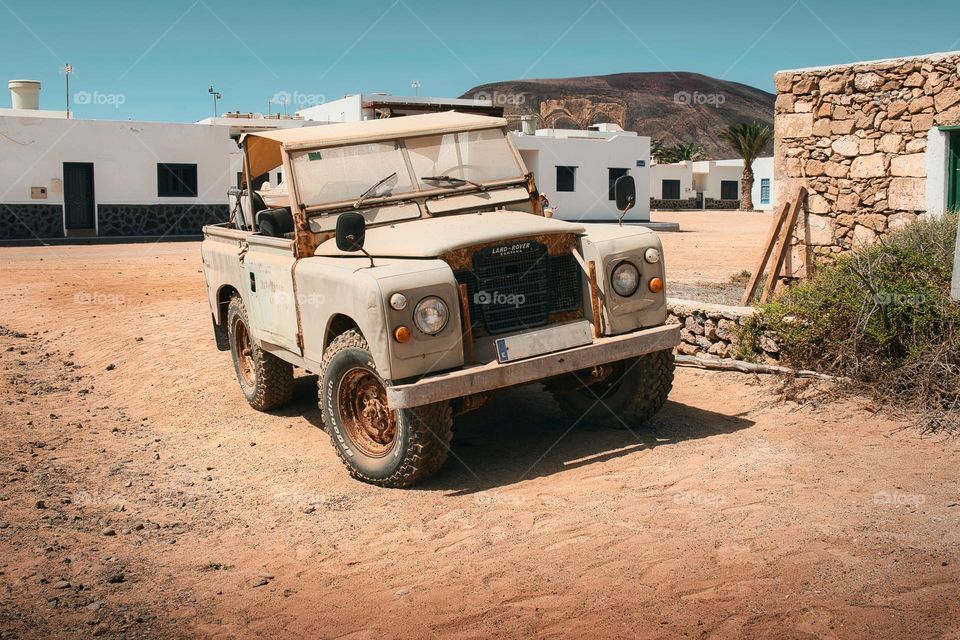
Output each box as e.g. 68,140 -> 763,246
413,296 -> 449,335
611,261 -> 640,297
644,247 -> 661,264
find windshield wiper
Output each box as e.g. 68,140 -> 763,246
353,171 -> 397,209
421,175 -> 487,192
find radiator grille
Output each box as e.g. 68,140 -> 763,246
454,240 -> 581,335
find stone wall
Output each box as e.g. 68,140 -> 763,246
667,298 -> 783,364
774,51 -> 960,257
650,197 -> 699,210
97,204 -> 229,237
704,198 -> 740,210
0,204 -> 64,240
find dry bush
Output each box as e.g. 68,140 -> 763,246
742,214 -> 960,432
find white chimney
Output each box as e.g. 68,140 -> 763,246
9,79 -> 41,110
521,115 -> 537,135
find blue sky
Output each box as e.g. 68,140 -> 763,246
2,0 -> 958,122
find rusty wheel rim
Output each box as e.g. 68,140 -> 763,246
338,367 -> 397,458
233,317 -> 256,387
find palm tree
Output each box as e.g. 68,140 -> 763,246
650,139 -> 669,164
666,142 -> 707,163
720,121 -> 772,211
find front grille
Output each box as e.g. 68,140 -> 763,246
455,240 -> 581,335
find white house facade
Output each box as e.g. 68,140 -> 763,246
511,124 -> 651,222
648,157 -> 775,211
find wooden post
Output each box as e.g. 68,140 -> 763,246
760,187 -> 807,303
741,199 -> 791,305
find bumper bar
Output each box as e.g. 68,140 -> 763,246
386,324 -> 680,409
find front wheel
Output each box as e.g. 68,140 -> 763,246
319,330 -> 453,488
547,349 -> 674,428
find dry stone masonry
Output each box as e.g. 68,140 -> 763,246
774,51 -> 960,257
667,299 -> 783,364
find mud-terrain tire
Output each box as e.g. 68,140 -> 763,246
548,348 -> 674,428
227,295 -> 294,411
319,329 -> 453,488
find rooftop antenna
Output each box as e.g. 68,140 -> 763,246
208,86 -> 221,117
64,64 -> 73,118
410,80 -> 421,96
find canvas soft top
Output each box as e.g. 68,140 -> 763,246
242,111 -> 508,178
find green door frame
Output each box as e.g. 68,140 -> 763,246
950,131 -> 960,212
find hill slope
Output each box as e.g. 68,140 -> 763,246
461,72 -> 775,158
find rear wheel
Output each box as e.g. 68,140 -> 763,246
547,348 -> 674,428
319,330 -> 453,488
227,295 -> 294,411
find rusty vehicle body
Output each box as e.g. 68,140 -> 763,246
201,111 -> 679,487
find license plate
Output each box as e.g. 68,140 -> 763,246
494,321 -> 594,363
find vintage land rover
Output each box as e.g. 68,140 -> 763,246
201,111 -> 680,487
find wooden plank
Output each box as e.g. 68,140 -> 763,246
741,199 -> 791,305
760,187 -> 807,303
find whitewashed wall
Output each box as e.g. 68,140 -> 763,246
649,162 -> 695,199
513,131 -> 651,222
0,115 -> 235,206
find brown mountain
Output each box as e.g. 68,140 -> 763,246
460,72 -> 775,158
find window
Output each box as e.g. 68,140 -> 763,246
608,168 -> 629,200
556,166 -> 576,192
662,179 -> 681,200
158,163 -> 198,197
720,180 -> 739,200
760,178 -> 770,205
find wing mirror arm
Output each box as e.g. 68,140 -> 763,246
335,212 -> 375,268
614,175 -> 637,227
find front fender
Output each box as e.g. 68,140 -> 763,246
294,257 -> 463,381
578,224 -> 667,335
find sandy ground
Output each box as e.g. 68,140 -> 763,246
0,214 -> 958,639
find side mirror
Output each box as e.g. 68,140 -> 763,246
335,212 -> 366,252
614,175 -> 636,212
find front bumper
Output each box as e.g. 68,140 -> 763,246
386,324 -> 680,409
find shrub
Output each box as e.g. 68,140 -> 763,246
743,213 -> 960,431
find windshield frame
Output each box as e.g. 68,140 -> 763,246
284,125 -> 528,215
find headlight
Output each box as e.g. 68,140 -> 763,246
611,261 -> 640,297
644,247 -> 660,264
413,296 -> 449,335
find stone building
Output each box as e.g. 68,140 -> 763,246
774,50 -> 960,258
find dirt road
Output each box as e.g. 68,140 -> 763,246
1,219 -> 958,639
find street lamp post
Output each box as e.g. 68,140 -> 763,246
411,80 -> 421,96
208,86 -> 222,117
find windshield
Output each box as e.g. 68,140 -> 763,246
290,141 -> 412,206
288,127 -> 525,208
406,129 -> 524,188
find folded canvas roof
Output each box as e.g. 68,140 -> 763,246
242,111 -> 508,178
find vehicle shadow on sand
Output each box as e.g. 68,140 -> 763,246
430,383 -> 753,494
287,375 -> 754,494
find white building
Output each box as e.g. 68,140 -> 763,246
649,162 -> 696,208
648,156 -> 775,211
0,80 -> 306,240
512,123 -> 651,222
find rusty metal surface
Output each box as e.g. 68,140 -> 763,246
385,324 -> 680,409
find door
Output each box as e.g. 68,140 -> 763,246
949,132 -> 960,212
63,162 -> 95,229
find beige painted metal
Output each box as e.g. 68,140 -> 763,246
314,210 -> 584,258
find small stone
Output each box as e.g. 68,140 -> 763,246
105,572 -> 125,584
53,580 -> 71,589
252,576 -> 272,588
304,506 -> 317,514
101,528 -> 116,537
105,363 -> 116,371
35,500 -> 47,509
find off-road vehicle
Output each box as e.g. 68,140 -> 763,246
201,111 -> 679,487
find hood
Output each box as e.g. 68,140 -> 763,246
314,211 -> 586,258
